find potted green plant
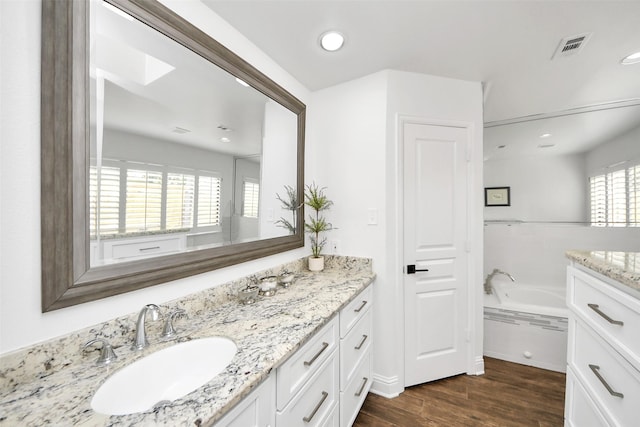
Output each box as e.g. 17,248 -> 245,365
304,183 -> 334,271
274,185 -> 300,235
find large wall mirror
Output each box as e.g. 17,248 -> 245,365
41,0 -> 305,311
483,100 -> 640,224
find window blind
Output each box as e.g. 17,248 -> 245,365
125,169 -> 163,232
197,175 -> 221,226
242,180 -> 260,218
590,162 -> 640,227
166,172 -> 195,230
89,165 -> 121,236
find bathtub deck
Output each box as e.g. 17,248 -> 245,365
354,357 -> 565,426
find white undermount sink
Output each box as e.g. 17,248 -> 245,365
91,337 -> 237,415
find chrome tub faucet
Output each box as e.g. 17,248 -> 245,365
483,268 -> 515,295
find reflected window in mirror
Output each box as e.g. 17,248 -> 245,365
590,162 -> 640,227
41,0 -> 305,311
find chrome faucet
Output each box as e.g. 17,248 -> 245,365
483,268 -> 515,295
132,304 -> 160,351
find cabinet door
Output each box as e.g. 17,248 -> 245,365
277,353 -> 339,427
277,318 -> 338,409
340,352 -> 371,427
214,374 -> 275,427
340,308 -> 372,387
565,367 -> 610,427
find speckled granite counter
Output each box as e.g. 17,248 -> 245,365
0,256 -> 375,426
566,250 -> 640,296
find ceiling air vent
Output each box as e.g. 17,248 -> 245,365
552,33 -> 592,59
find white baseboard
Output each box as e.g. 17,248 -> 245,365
370,373 -> 402,398
469,355 -> 485,375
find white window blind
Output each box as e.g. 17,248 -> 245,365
125,169 -> 163,232
166,172 -> 195,230
89,165 -> 121,236
242,179 -> 260,218
197,175 -> 221,226
590,162 -> 640,227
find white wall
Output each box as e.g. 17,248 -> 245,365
585,123 -> 640,176
484,153 -> 588,223
0,0 -> 310,354
260,100 -> 299,239
308,70 -> 484,396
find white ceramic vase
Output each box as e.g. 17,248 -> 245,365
308,256 -> 325,272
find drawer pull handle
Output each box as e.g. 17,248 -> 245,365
304,342 -> 329,366
355,377 -> 369,397
588,304 -> 624,326
354,300 -> 368,313
355,334 -> 368,350
589,364 -> 624,398
302,391 -> 328,423
139,246 -> 161,252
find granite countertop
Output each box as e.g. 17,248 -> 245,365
566,250 -> 640,296
0,256 -> 375,426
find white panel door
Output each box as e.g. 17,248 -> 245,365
403,122 -> 470,387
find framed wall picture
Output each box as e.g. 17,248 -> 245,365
485,187 -> 510,207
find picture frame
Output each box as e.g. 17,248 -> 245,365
485,187 -> 510,207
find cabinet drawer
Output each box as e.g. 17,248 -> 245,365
569,267 -> 640,369
277,318 -> 338,410
340,286 -> 372,338
276,353 -> 338,427
570,319 -> 640,427
321,403 -> 340,427
565,367 -> 611,427
340,352 -> 371,427
340,308 -> 372,387
104,235 -> 185,260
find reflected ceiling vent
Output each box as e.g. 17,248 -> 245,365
172,126 -> 191,134
552,33 -> 592,59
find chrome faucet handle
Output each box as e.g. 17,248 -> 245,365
83,337 -> 118,366
161,309 -> 188,339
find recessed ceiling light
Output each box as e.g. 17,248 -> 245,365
538,143 -> 555,149
235,78 -> 250,87
220,137 -> 231,143
621,51 -> 640,65
320,31 -> 345,52
539,133 -> 552,138
497,145 -> 506,149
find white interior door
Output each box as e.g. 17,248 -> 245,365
403,121 -> 470,387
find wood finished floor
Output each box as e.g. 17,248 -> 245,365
353,357 -> 566,427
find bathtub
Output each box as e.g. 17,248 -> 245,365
483,279 -> 569,372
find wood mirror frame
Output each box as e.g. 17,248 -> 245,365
41,0 -> 305,312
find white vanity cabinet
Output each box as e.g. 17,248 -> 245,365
276,318 -> 339,426
339,286 -> 373,427
214,285 -> 373,427
213,374 -> 276,427
565,266 -> 640,427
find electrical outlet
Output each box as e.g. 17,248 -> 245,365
331,240 -> 340,254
